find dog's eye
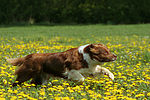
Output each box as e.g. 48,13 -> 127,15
103,52 -> 108,55
102,51 -> 108,55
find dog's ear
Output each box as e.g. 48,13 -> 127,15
89,44 -> 94,48
97,43 -> 103,46
89,44 -> 100,54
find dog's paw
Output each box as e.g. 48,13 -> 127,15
100,67 -> 114,80
107,72 -> 114,80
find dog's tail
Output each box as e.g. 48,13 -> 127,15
7,57 -> 25,66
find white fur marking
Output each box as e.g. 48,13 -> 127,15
78,44 -> 92,63
78,44 -> 90,54
78,44 -> 101,67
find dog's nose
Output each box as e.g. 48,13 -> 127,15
111,54 -> 117,61
114,54 -> 117,58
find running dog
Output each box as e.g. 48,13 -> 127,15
7,43 -> 117,86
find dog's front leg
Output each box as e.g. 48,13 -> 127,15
93,65 -> 114,80
67,70 -> 85,83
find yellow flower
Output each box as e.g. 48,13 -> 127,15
3,79 -> 7,85
81,98 -> 87,100
0,98 -> 6,100
104,92 -> 111,95
10,96 -> 17,100
135,93 -> 145,97
81,93 -> 86,96
52,79 -> 58,83
62,97 -> 70,100
39,88 -> 45,96
147,92 -> 150,96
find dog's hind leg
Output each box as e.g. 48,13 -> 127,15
67,70 -> 85,83
13,73 -> 33,87
31,75 -> 42,85
31,72 -> 52,85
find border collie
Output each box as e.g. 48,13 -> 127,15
7,43 -> 117,86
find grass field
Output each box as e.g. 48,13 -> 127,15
0,24 -> 150,100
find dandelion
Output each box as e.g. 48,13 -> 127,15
52,79 -> 58,83
62,97 -> 70,100
3,79 -> 7,85
135,93 -> 145,98
81,93 -> 86,96
81,98 -> 87,100
10,96 -> 17,100
0,98 -> 6,100
104,92 -> 111,95
147,92 -> 150,96
39,88 -> 45,96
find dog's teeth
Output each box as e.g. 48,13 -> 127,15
111,58 -> 115,61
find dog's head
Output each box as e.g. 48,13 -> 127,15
84,43 -> 117,62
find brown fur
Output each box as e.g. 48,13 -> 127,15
7,43 -> 117,86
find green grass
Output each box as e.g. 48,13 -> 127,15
0,24 -> 150,46
1,24 -> 150,38
0,24 -> 150,100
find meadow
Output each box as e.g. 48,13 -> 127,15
0,24 -> 150,100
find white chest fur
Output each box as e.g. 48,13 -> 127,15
78,44 -> 101,76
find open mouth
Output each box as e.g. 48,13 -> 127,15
95,58 -> 114,62
93,55 -> 117,62
101,57 -> 117,62
101,59 -> 113,62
